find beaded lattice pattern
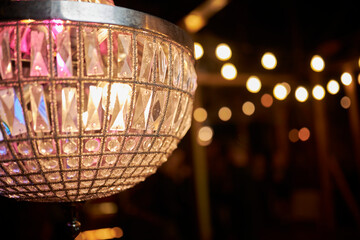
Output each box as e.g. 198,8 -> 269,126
0,20 -> 196,202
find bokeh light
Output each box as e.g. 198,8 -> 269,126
193,107 -> 208,123
221,63 -> 237,80
341,72 -> 352,86
215,43 -> 232,61
298,127 -> 310,141
246,76 -> 262,93
289,129 -> 299,143
340,96 -> 351,109
194,42 -> 204,60
218,106 -> 232,121
312,85 -> 325,100
295,86 -> 309,102
310,55 -> 325,72
198,126 -> 214,146
327,80 -> 340,95
261,94 -> 273,108
273,83 -> 288,100
242,101 -> 255,116
261,52 -> 277,70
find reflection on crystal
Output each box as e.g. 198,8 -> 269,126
161,91 -> 180,133
56,29 -> 73,77
117,33 -> 132,78
157,43 -> 169,83
132,87 -> 152,130
173,95 -> 188,133
148,89 -> 167,132
172,47 -> 182,87
107,138 -> 120,152
63,141 -> 77,154
108,83 -> 132,131
104,155 -> 117,165
85,86 -> 103,131
0,130 -> 3,141
0,144 -> 7,155
41,159 -> 58,170
7,162 -> 20,174
0,88 -> 27,136
183,54 -> 191,91
29,84 -> 50,133
85,139 -> 100,152
84,30 -> 105,76
138,37 -> 155,82
61,87 -> 78,133
178,102 -> 193,138
38,140 -> 54,156
67,158 -> 79,168
30,30 -> 49,76
25,160 -> 39,172
0,28 -> 13,80
124,138 -> 136,151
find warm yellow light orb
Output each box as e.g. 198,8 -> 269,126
242,101 -> 255,116
194,42 -> 204,60
261,52 -> 277,70
221,63 -> 237,80
295,86 -> 309,102
327,80 -> 340,95
273,83 -> 288,100
310,55 -> 325,72
198,126 -> 214,142
193,107 -> 208,123
341,72 -> 352,86
215,43 -> 232,61
246,76 -> 262,93
312,85 -> 325,100
218,106 -> 232,121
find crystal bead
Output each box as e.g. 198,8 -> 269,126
67,158 -> 78,168
148,90 -> 166,131
17,142 -> 32,156
83,170 -> 95,179
107,139 -> 120,152
98,169 -> 110,177
152,138 -> 163,151
119,155 -> 131,165
47,173 -> 60,182
157,43 -> 169,84
138,36 -> 155,82
84,30 -> 105,76
56,28 -> 73,77
0,88 -> 27,137
82,157 -> 95,167
8,162 -> 20,174
108,83 -> 132,131
38,141 -> 54,155
29,84 -> 51,133
0,28 -> 13,80
25,161 -> 39,172
66,172 -> 77,180
104,155 -> 117,165
63,141 -> 77,154
142,138 -> 152,151
116,33 -> 132,78
132,87 -> 152,130
85,139 -> 100,152
84,86 -> 103,131
17,176 -> 29,184
30,30 -> 49,76
42,159 -> 58,170
172,47 -> 182,87
124,138 -> 136,151
61,87 -> 78,133
56,191 -> 66,198
32,175 -> 44,183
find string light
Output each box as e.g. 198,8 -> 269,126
242,101 -> 255,116
312,85 -> 325,100
261,94 -> 273,108
193,107 -> 208,123
218,106 -> 232,121
194,42 -> 204,60
221,63 -> 237,80
273,83 -> 288,100
327,80 -> 340,95
341,72 -> 352,86
310,55 -> 325,72
215,43 -> 232,61
295,86 -> 309,102
261,52 -> 277,70
246,76 -> 262,93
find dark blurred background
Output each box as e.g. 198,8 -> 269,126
1,0 -> 360,239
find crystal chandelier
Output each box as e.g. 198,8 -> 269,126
0,0 -> 196,202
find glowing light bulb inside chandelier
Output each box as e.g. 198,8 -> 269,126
0,0 -> 197,202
